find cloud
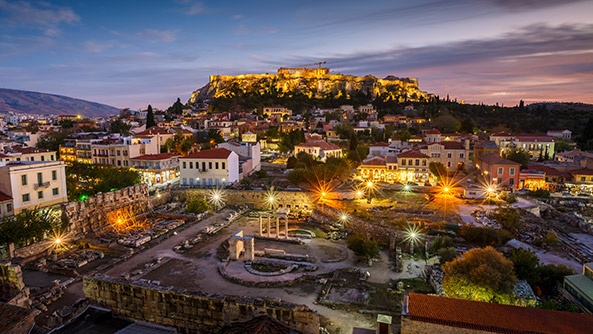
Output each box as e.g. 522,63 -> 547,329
136,29 -> 178,42
231,14 -> 244,20
257,24 -> 593,104
83,40 -> 117,53
0,0 -> 80,35
173,0 -> 203,15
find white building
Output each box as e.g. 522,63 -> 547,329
547,130 -> 572,140
218,140 -> 261,178
180,148 -> 239,187
294,135 -> 342,161
92,136 -> 158,167
0,161 -> 68,214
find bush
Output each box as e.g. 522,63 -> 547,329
437,247 -> 457,263
186,199 -> 209,214
430,235 -> 454,252
544,231 -> 560,246
499,191 -> 517,203
492,206 -> 522,234
347,233 -> 380,259
528,189 -> 550,199
459,225 -> 513,246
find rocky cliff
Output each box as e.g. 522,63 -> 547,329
189,72 -> 433,103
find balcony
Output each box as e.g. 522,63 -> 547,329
34,181 -> 50,190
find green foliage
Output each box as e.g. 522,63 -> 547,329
286,153 -> 353,185
430,235 -> 454,252
554,139 -> 571,153
109,119 -> 131,135
543,231 -> 560,246
509,248 -> 540,285
498,191 -> 517,203
459,225 -> 513,245
346,145 -> 369,163
431,110 -> 460,133
167,97 -> 184,115
207,128 -> 224,144
437,247 -> 458,263
502,149 -> 530,169
508,248 -> 574,296
347,233 -> 380,259
37,130 -> 72,156
527,189 -> 550,198
443,246 -> 516,304
492,205 -> 522,234
146,105 -> 156,128
185,199 -> 209,214
66,162 -> 141,201
429,161 -> 447,180
0,207 -> 63,247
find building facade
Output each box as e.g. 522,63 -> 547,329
131,153 -> 180,188
477,153 -> 520,188
180,148 -> 239,187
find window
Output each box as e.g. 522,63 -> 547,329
52,170 -> 57,180
498,167 -> 503,175
497,177 -> 503,183
209,162 -> 212,169
182,178 -> 187,185
509,178 -> 515,185
37,173 -> 43,184
422,160 -> 426,166
222,162 -> 226,169
460,153 -> 465,159
447,152 -> 452,158
117,160 -> 121,166
41,155 -> 45,161
216,162 -> 219,169
415,159 -> 420,166
38,191 -> 44,199
6,203 -> 12,212
447,161 -> 452,167
401,160 -> 406,166
21,175 -> 27,186
22,194 -> 30,202
183,161 -> 186,169
582,177 -> 586,182
189,161 -> 193,169
51,154 -> 54,160
202,162 -> 206,170
117,150 -> 121,156
510,168 -> 515,175
52,188 -> 59,196
30,157 -> 34,161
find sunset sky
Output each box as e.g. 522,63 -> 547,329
1,0 -> 593,109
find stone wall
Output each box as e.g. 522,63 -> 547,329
62,184 -> 150,237
83,274 -> 320,334
175,189 -> 315,212
0,260 -> 30,307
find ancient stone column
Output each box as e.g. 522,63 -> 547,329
267,216 -> 271,238
244,237 -> 255,261
276,216 -> 280,238
259,215 -> 263,236
285,216 -> 289,239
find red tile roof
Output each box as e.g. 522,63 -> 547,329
370,142 -> 390,147
181,148 -> 233,159
478,153 -> 520,166
296,139 -> 341,151
361,156 -> 386,167
397,150 -> 429,159
131,153 -> 180,160
405,292 -> 593,334
514,135 -> 554,142
427,129 -> 441,134
0,192 -> 12,202
570,168 -> 593,176
137,126 -> 170,135
527,164 -> 565,176
12,147 -> 51,154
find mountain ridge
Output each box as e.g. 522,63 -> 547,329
0,88 -> 121,118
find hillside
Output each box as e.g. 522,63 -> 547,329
189,72 -> 433,104
0,88 -> 121,118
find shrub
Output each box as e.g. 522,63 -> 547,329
499,191 -> 517,203
492,206 -> 522,234
528,189 -> 550,199
459,225 -> 513,246
437,247 -> 457,263
347,233 -> 380,259
186,199 -> 209,214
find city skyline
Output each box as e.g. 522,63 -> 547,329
1,0 -> 593,109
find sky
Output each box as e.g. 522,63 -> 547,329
1,0 -> 593,110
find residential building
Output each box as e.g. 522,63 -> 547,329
218,140 -> 261,178
1,147 -> 56,163
477,153 -> 520,188
137,126 -> 175,151
180,148 -> 239,187
368,142 -> 391,157
294,135 -> 342,161
92,136 -> 158,167
496,134 -> 555,160
420,140 -> 470,173
519,169 -> 546,190
569,168 -> 593,184
263,106 -> 292,122
563,262 -> 593,313
396,150 -> 431,183
425,129 -> 441,143
0,161 -> 68,214
131,153 -> 180,188
401,292 -> 593,334
59,141 -> 77,164
0,191 -> 13,217
556,150 -> 593,166
473,140 -> 499,164
547,129 -> 572,140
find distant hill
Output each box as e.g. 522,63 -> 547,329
0,88 -> 121,118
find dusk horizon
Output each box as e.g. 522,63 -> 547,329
2,0 -> 593,109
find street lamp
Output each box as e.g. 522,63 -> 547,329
404,184 -> 411,191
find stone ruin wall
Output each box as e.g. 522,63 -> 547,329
0,260 -> 30,307
62,184 -> 150,238
83,274 -> 320,334
176,189 -> 315,212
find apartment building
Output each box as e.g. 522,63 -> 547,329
0,161 -> 68,214
131,153 -> 180,188
92,136 -> 158,168
180,148 -> 239,187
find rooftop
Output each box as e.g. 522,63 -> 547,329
405,292 -> 593,334
478,153 -> 520,166
565,274 -> 593,299
181,148 -> 233,160
397,150 -> 429,159
131,153 -> 180,161
0,192 -> 12,202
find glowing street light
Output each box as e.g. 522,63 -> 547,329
208,188 -> 226,210
404,184 -> 411,191
403,224 -> 424,254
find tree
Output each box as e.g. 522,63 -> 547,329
493,205 -> 522,234
555,140 -> 571,153
347,233 -> 380,259
429,162 -> 447,180
443,246 -> 517,304
186,199 -> 209,214
432,112 -> 460,133
438,247 -> 458,263
146,105 -> 156,128
502,149 -> 530,169
509,248 -> 540,285
109,119 -> 131,135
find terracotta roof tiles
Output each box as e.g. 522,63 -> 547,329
181,148 -> 233,159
